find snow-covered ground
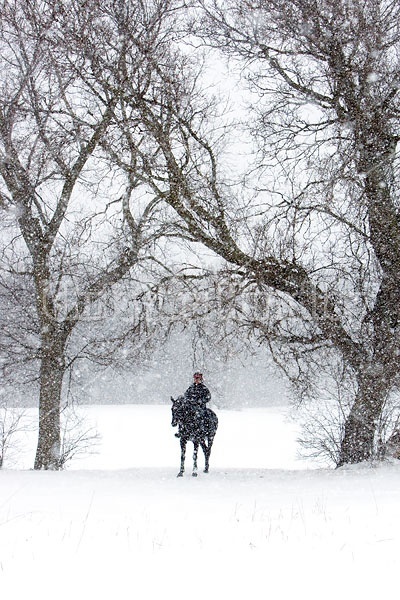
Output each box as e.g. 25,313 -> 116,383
1,404 -> 399,599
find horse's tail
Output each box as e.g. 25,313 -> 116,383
206,409 -> 218,438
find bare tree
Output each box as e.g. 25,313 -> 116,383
183,0 -> 400,465
5,0 -> 398,469
0,0 -> 189,468
104,0 -> 399,465
57,404 -> 100,469
0,402 -> 28,468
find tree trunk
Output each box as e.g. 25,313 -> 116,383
34,337 -> 66,470
337,375 -> 387,466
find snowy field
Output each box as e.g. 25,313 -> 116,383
1,404 -> 400,599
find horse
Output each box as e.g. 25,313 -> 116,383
171,395 -> 218,477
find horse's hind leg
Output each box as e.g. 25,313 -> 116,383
192,442 -> 199,477
200,440 -> 208,472
201,437 -> 213,473
178,440 -> 186,477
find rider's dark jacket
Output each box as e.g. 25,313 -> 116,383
184,382 -> 211,407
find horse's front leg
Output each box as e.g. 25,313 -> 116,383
192,441 -> 199,477
178,439 -> 186,477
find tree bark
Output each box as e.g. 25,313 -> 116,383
337,373 -> 388,466
34,332 -> 66,470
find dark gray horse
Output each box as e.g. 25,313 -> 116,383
171,396 -> 218,477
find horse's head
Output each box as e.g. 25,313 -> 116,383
171,395 -> 185,427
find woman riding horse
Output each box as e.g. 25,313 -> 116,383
171,373 -> 218,477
